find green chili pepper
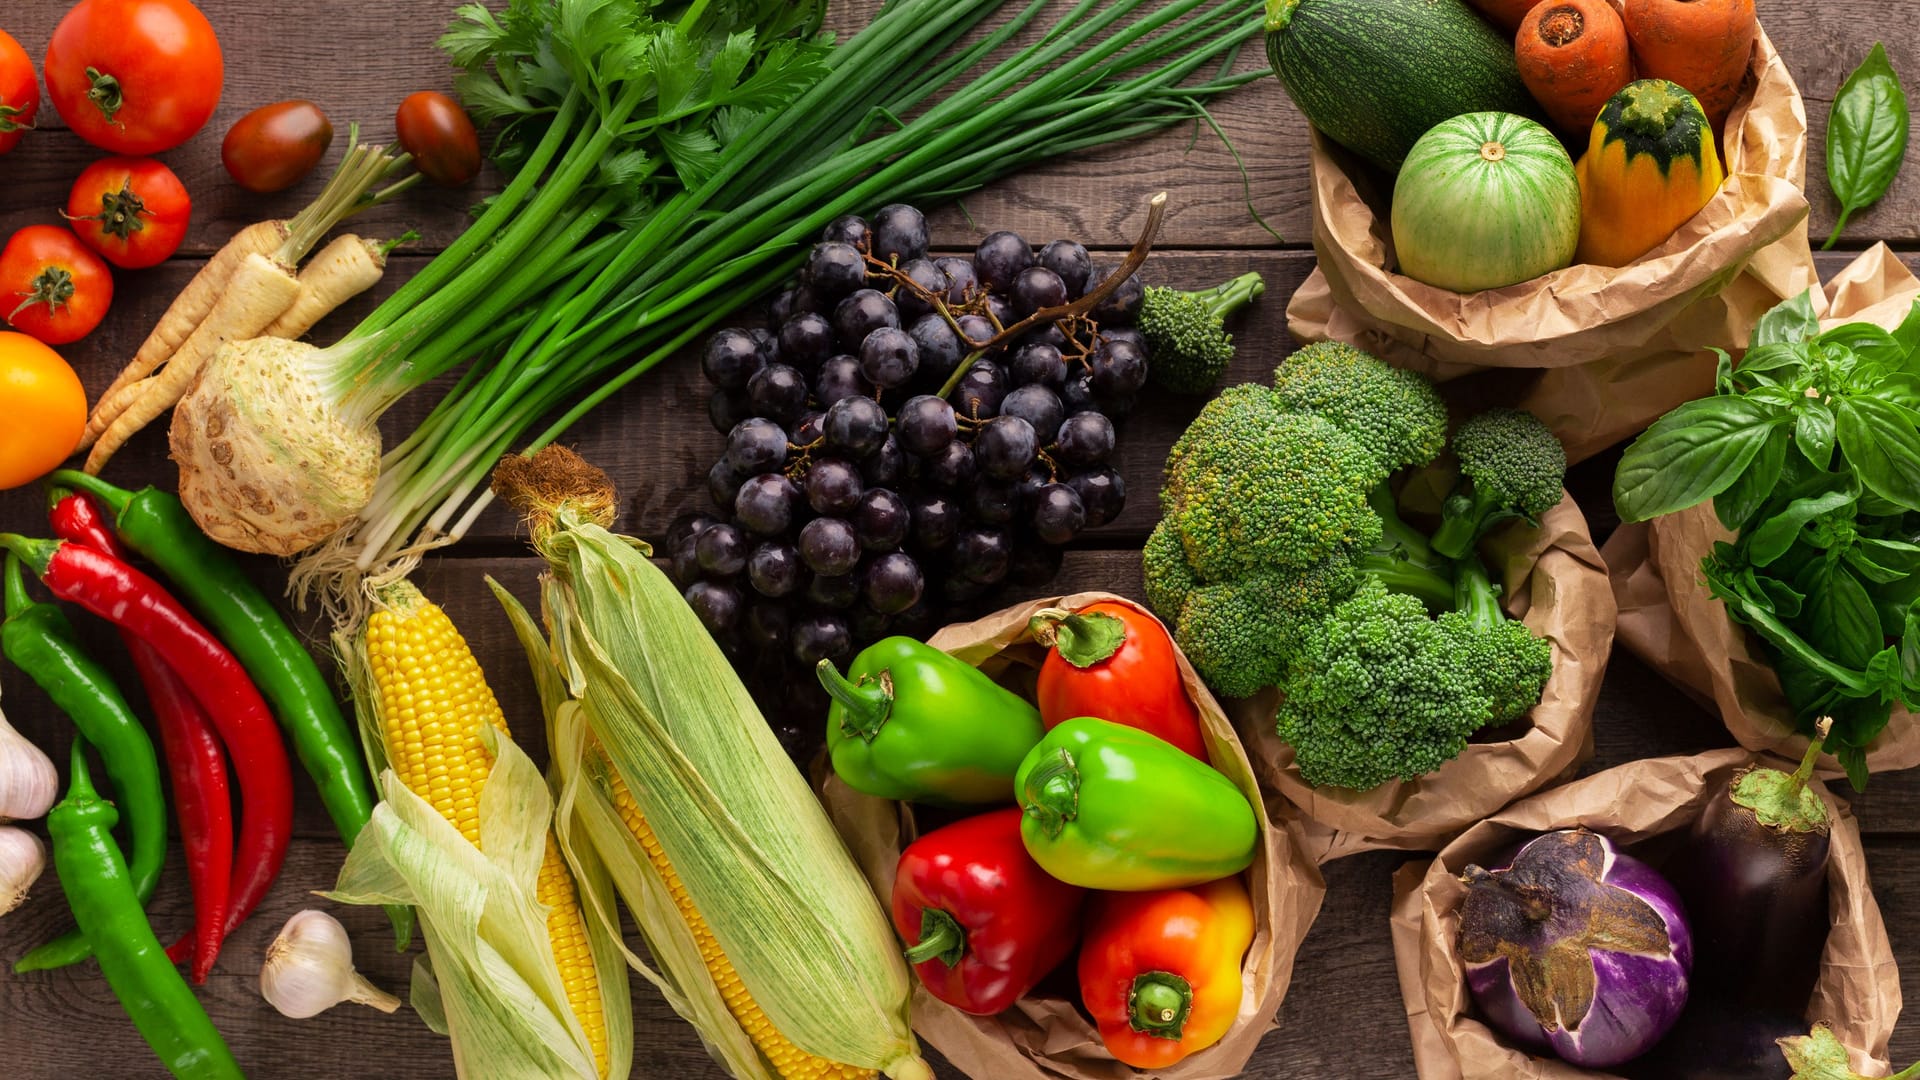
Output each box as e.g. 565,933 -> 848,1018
49,740 -> 245,1079
4,554 -> 166,973
818,636 -> 1046,805
1016,716 -> 1258,890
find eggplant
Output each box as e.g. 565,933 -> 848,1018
1625,995 -> 1799,1080
1457,829 -> 1692,1069
1672,721 -> 1832,1012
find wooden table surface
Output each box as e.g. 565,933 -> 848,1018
2,1 -> 1917,1076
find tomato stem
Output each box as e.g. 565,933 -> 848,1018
83,66 -> 123,126
8,267 -> 74,322
0,103 -> 32,134
63,179 -> 148,241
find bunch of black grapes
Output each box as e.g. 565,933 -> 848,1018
671,203 -> 1148,749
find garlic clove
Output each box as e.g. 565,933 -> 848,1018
0,826 -> 47,917
0,707 -> 57,823
261,909 -> 403,1019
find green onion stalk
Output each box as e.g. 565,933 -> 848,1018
167,0 -> 1262,623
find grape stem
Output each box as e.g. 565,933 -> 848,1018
935,191 -> 1168,401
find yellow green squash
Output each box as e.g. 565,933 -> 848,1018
1574,79 -> 1726,267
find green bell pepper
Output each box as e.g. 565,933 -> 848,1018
819,636 -> 1045,805
1016,717 -> 1257,890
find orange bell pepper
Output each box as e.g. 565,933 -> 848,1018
1077,875 -> 1254,1069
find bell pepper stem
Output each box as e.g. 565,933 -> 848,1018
48,470 -> 132,515
1127,971 -> 1194,1040
816,659 -> 895,742
1020,747 -> 1081,839
1028,607 -> 1126,668
902,907 -> 967,969
0,535 -> 57,579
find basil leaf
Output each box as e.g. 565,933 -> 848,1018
1844,542 -> 1911,584
1835,394 -> 1920,509
1795,398 -> 1836,469
1902,601 -> 1920,692
1747,488 -> 1858,566
1737,340 -> 1812,379
1807,563 -> 1883,669
1715,425 -> 1788,532
1613,397 -> 1783,522
1712,346 -> 1736,394
1820,322 -> 1906,368
1750,290 -> 1821,346
1840,744 -> 1870,791
1892,299 -> 1920,365
1867,372 -> 1920,408
1824,42 -> 1911,250
1759,575 -> 1805,619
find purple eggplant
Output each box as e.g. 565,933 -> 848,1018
1457,828 -> 1692,1069
1672,720 -> 1832,1013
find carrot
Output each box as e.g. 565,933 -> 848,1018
261,234 -> 395,340
1517,0 -> 1635,135
1468,0 -> 1545,32
1622,0 -> 1757,129
84,254 -> 304,474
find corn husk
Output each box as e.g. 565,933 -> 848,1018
325,628 -> 632,1080
508,494 -> 928,1080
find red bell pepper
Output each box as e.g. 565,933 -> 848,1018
1031,600 -> 1208,761
891,807 -> 1085,1015
1078,875 -> 1254,1069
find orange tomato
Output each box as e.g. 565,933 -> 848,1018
0,332 -> 86,489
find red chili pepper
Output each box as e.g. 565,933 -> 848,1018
890,808 -> 1085,1015
49,492 -> 234,982
0,533 -> 289,936
1030,600 -> 1209,761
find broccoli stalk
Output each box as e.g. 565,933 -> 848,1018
1140,270 -> 1265,395
1431,408 -> 1568,560
1361,483 -> 1455,612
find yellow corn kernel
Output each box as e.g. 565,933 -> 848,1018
366,585 -> 610,1077
604,766 -> 876,1080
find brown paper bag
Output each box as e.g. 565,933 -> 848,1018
1389,749 -> 1901,1079
1286,27 -> 1815,465
1603,245 -> 1920,775
1239,493 -> 1614,862
820,593 -> 1327,1080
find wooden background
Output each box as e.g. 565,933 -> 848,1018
2,0 -> 1917,1076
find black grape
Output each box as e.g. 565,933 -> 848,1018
833,288 -> 899,347
701,328 -> 762,389
909,492 -> 961,550
975,415 -> 1037,480
725,418 -> 788,475
1012,266 -> 1067,316
821,214 -> 870,249
974,231 -> 1032,291
695,522 -> 750,576
806,572 -> 860,610
805,457 -> 864,516
897,395 -> 957,456
778,311 -> 835,369
852,488 -> 910,552
872,204 -> 931,263
825,395 -> 889,459
863,552 -> 925,615
709,388 -> 753,435
747,541 -> 805,598
799,517 -> 861,576
735,473 -> 801,535
858,326 -> 919,389
686,581 -> 744,634
746,363 -> 809,425
813,354 -> 869,409
953,527 -> 1013,584
1010,342 -> 1065,389
708,460 -> 745,512
807,241 -> 866,299
1031,483 -> 1087,544
1068,467 -> 1126,528
894,258 -> 947,320
792,613 -> 853,666
934,256 -> 978,306
1055,410 -> 1115,466
1000,384 -> 1064,444
1038,239 -> 1092,297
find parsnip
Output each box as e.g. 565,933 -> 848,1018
262,235 -> 391,341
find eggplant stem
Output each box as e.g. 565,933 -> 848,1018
1788,716 -> 1834,796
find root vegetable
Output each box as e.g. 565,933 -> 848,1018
261,235 -> 394,341
1517,1 -> 1635,135
1467,0 -> 1544,32
1623,0 -> 1758,129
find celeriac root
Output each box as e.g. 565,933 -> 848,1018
85,253 -> 303,473
262,235 -> 391,340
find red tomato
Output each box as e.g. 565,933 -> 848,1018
45,0 -> 224,155
66,156 -> 191,269
0,226 -> 114,345
395,91 -> 481,188
0,29 -> 37,155
222,100 -> 333,192
1034,601 -> 1210,760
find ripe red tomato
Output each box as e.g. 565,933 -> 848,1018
45,0 -> 224,155
66,156 -> 192,269
222,100 -> 334,193
0,28 -> 37,154
395,91 -> 481,188
0,226 -> 114,345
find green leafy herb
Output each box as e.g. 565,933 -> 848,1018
1616,290 -> 1920,784
1824,42 -> 1910,250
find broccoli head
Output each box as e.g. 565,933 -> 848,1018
1141,271 -> 1266,395
1142,517 -> 1200,620
1162,385 -> 1381,581
1272,341 -> 1449,479
1444,555 -> 1554,720
1432,408 -> 1567,560
1172,551 -> 1360,698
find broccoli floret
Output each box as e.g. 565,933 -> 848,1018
1142,517 -> 1199,619
1172,552 -> 1360,697
1141,271 -> 1266,395
1272,341 -> 1449,479
1161,385 -> 1381,581
1444,554 -> 1554,719
1432,408 -> 1568,560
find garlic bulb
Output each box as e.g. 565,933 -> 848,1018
0,827 -> 46,917
261,909 -> 403,1018
0,705 -> 57,823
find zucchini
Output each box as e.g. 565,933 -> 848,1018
1266,0 -> 1539,173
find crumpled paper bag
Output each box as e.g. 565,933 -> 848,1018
1389,748 -> 1900,1079
819,593 -> 1326,1080
1286,27 -> 1815,465
1238,493 -> 1614,862
1602,244 -> 1920,775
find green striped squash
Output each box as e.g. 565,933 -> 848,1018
1390,112 -> 1581,293
1266,0 -> 1538,173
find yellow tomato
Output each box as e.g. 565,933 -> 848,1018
0,331 -> 86,489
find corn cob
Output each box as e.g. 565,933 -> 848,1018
601,760 -> 875,1080
366,582 -> 609,1077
